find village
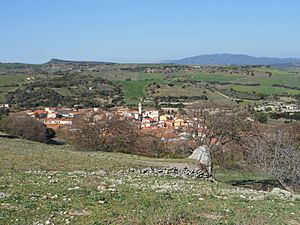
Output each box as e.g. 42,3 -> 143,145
254,101 -> 300,113
10,103 -> 198,142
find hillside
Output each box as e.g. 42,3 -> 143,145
1,62 -> 300,111
272,62 -> 300,69
46,58 -> 115,66
167,53 -> 300,65
0,137 -> 299,224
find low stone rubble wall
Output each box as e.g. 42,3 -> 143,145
118,167 -> 211,179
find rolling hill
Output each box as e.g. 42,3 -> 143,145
46,58 -> 115,66
166,53 -> 300,66
1,137 -> 299,224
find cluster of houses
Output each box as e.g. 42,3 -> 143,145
0,104 -> 9,108
18,103 -> 194,132
26,76 -> 36,81
144,66 -> 192,74
114,103 -> 193,129
23,107 -> 86,130
254,102 -> 300,113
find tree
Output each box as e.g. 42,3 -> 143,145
0,115 -> 49,143
246,128 -> 300,190
46,128 -> 56,139
186,101 -> 252,177
0,108 -> 9,119
65,110 -> 138,152
136,130 -> 167,157
254,112 -> 268,124
106,118 -> 139,152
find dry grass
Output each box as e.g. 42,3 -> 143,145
0,138 -> 299,224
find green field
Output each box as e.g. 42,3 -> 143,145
53,88 -> 76,97
120,80 -> 154,100
0,75 -> 31,103
190,73 -> 246,82
223,69 -> 300,95
119,68 -> 300,100
1,64 -> 300,105
0,138 -> 299,224
0,75 -> 28,85
228,85 -> 300,95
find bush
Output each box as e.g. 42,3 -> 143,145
254,112 -> 268,123
64,111 -> 139,152
0,108 -> 9,119
247,128 -> 300,190
0,116 -> 50,143
64,110 -> 173,157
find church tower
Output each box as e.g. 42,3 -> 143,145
138,102 -> 142,115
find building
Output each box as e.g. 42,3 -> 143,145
174,118 -> 185,127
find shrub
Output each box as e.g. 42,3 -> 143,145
0,115 -> 50,143
64,111 -> 139,152
246,128 -> 300,190
254,112 -> 268,124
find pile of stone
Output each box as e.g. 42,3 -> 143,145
119,167 -> 211,179
0,192 -> 10,199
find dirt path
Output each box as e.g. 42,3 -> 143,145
215,90 -> 231,99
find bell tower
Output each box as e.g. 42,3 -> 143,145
138,102 -> 142,115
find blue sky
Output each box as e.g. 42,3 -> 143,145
0,0 -> 300,63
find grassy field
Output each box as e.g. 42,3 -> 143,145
119,68 -> 300,101
0,137 -> 299,224
53,88 -> 76,97
152,84 -> 206,97
1,66 -> 300,105
190,73 -> 246,82
226,69 -> 300,95
0,75 -> 28,85
227,85 -> 300,95
120,80 -> 154,100
0,75 -> 28,103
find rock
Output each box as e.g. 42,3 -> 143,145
68,209 -> 90,216
292,194 -> 300,201
271,188 -> 293,199
97,182 -> 108,191
0,192 -> 10,199
94,169 -> 109,176
128,168 -> 135,173
188,145 -> 212,175
68,186 -> 80,191
239,195 -> 247,199
250,195 -> 266,201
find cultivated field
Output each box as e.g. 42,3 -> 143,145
1,63 -> 300,107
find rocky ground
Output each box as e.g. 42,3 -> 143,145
1,138 -> 300,224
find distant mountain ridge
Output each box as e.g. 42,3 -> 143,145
46,58 -> 115,65
165,54 -> 300,66
271,62 -> 300,69
1,55 -> 300,67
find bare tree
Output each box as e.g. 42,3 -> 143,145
65,110 -> 138,152
246,128 -> 300,190
107,118 -> 139,152
186,100 -> 252,177
136,130 -> 167,157
65,111 -> 107,151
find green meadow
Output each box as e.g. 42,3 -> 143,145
0,138 -> 299,225
1,65 -> 300,104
